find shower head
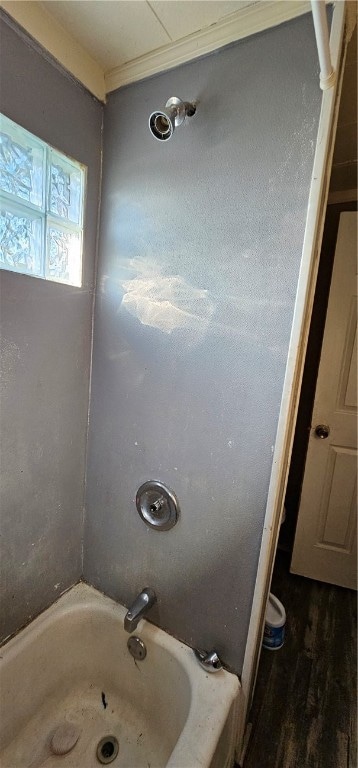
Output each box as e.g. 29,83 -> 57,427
149,97 -> 196,142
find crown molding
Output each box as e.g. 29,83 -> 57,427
1,0 -> 327,98
0,1 -> 106,101
105,0 -> 313,93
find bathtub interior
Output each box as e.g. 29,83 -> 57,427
0,584 -> 240,768
0,586 -> 192,767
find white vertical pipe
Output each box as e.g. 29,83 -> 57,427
311,0 -> 336,89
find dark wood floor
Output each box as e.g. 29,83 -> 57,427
240,551 -> 357,768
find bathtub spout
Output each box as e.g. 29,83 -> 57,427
124,588 -> 157,633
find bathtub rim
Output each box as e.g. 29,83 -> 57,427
0,582 -> 241,768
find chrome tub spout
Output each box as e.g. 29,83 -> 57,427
124,588 -> 157,633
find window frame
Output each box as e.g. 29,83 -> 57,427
0,113 -> 86,287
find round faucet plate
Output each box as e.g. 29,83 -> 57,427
136,481 -> 179,531
127,635 -> 147,661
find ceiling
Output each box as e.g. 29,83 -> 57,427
0,0 -> 316,98
40,1 -> 256,71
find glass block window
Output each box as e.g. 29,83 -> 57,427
0,114 -> 85,286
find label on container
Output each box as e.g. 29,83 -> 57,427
263,622 -> 285,650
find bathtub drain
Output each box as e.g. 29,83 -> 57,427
96,736 -> 119,764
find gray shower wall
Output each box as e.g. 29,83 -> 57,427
0,15 -> 103,642
84,14 -> 322,674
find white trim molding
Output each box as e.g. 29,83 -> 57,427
1,0 -> 319,98
105,1 -> 314,92
0,1 -> 106,101
239,0 -> 346,756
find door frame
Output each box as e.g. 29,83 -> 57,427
290,210 -> 357,588
238,0 -> 348,754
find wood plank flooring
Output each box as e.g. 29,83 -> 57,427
241,551 -> 357,768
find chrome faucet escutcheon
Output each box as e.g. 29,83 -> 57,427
124,588 -> 157,633
194,648 -> 223,673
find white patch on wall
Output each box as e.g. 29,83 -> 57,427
121,257 -> 215,339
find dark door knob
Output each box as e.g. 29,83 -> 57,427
314,424 -> 330,439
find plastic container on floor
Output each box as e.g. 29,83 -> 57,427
263,593 -> 286,650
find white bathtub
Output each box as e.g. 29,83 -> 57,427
0,584 -> 241,768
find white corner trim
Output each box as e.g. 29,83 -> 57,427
0,1 -> 106,101
105,0 -> 313,92
239,0 -> 346,743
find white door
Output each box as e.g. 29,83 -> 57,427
291,212 -> 357,589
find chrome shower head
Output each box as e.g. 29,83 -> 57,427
149,97 -> 196,141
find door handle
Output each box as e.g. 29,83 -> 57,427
314,424 -> 330,439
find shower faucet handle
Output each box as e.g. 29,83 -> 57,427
136,481 -> 180,531
149,496 -> 165,515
